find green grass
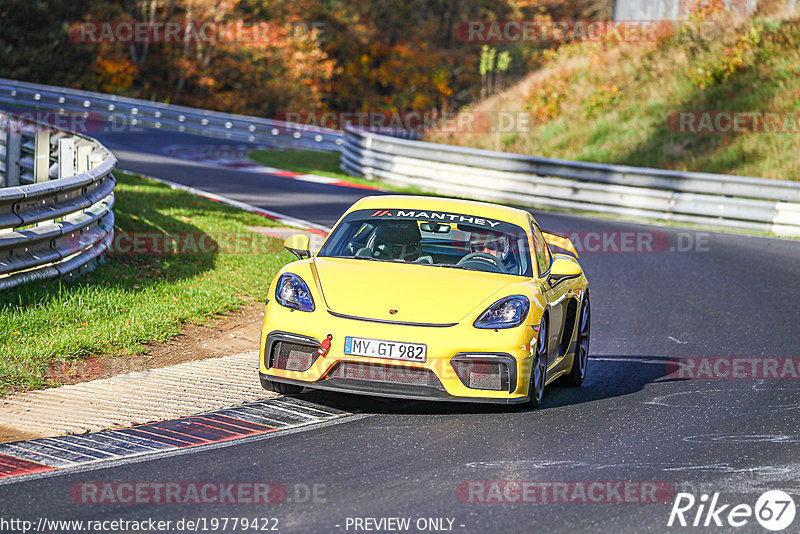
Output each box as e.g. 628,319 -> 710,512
249,149 -> 344,179
0,171 -> 294,393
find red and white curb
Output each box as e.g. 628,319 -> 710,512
0,166 -> 351,483
0,397 -> 349,482
251,166 -> 381,191
0,351 -> 270,438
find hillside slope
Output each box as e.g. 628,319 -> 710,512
428,7 -> 800,181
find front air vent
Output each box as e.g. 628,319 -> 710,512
270,341 -> 318,372
451,354 -> 516,392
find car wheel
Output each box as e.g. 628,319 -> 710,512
560,297 -> 590,387
260,376 -> 304,395
526,317 -> 548,408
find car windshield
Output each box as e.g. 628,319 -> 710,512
318,208 -> 532,277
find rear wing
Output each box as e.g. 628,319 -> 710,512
542,230 -> 579,259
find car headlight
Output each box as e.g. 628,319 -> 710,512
275,273 -> 315,312
474,295 -> 529,329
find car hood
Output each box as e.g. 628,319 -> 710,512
312,257 -> 516,325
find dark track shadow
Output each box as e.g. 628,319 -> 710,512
291,354 -> 675,415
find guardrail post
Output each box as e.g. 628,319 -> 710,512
34,130 -> 50,183
4,130 -> 21,187
54,137 -> 77,223
89,151 -> 103,170
58,137 -> 75,178
76,144 -> 91,173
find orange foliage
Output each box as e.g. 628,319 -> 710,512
65,0 -> 613,118
92,52 -> 137,93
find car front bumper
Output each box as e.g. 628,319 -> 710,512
259,302 -> 537,404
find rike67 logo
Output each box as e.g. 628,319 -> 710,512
668,490 -> 796,531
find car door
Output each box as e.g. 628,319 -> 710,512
531,222 -> 566,372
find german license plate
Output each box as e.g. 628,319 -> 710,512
343,336 -> 427,362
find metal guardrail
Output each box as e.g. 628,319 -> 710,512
0,111 -> 116,290
5,78 -> 797,238
0,78 -> 345,152
341,125 -> 800,236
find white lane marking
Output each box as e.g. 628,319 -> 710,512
38,437 -> 122,460
683,434 -> 800,444
284,173 -> 338,184
167,153 -> 379,190
0,444 -> 79,467
466,460 -> 574,469
10,440 -> 99,462
160,145 -> 358,187
104,431 -> 173,450
60,434 -> 146,457
249,401 -> 320,421
271,399 -> 343,417
591,357 -> 669,365
465,459 -> 800,476
646,388 -> 800,411
668,336 -> 688,344
216,408 -> 290,427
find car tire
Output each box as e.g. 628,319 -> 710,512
260,376 -> 304,395
525,317 -> 548,408
559,297 -> 590,387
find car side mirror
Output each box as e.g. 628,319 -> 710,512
547,257 -> 582,286
284,234 -> 311,260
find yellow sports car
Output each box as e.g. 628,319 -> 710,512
259,196 -> 590,406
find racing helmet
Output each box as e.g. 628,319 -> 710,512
469,230 -> 509,257
371,222 -> 422,261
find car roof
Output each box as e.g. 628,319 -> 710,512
349,195 -> 533,227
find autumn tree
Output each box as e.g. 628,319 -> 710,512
0,0 -> 617,118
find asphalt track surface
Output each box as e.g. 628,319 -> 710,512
2,124 -> 800,533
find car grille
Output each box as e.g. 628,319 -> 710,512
326,362 -> 444,389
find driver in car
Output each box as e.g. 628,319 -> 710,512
359,222 -> 426,262
468,230 -> 511,273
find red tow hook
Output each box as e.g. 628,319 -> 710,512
317,334 -> 333,358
